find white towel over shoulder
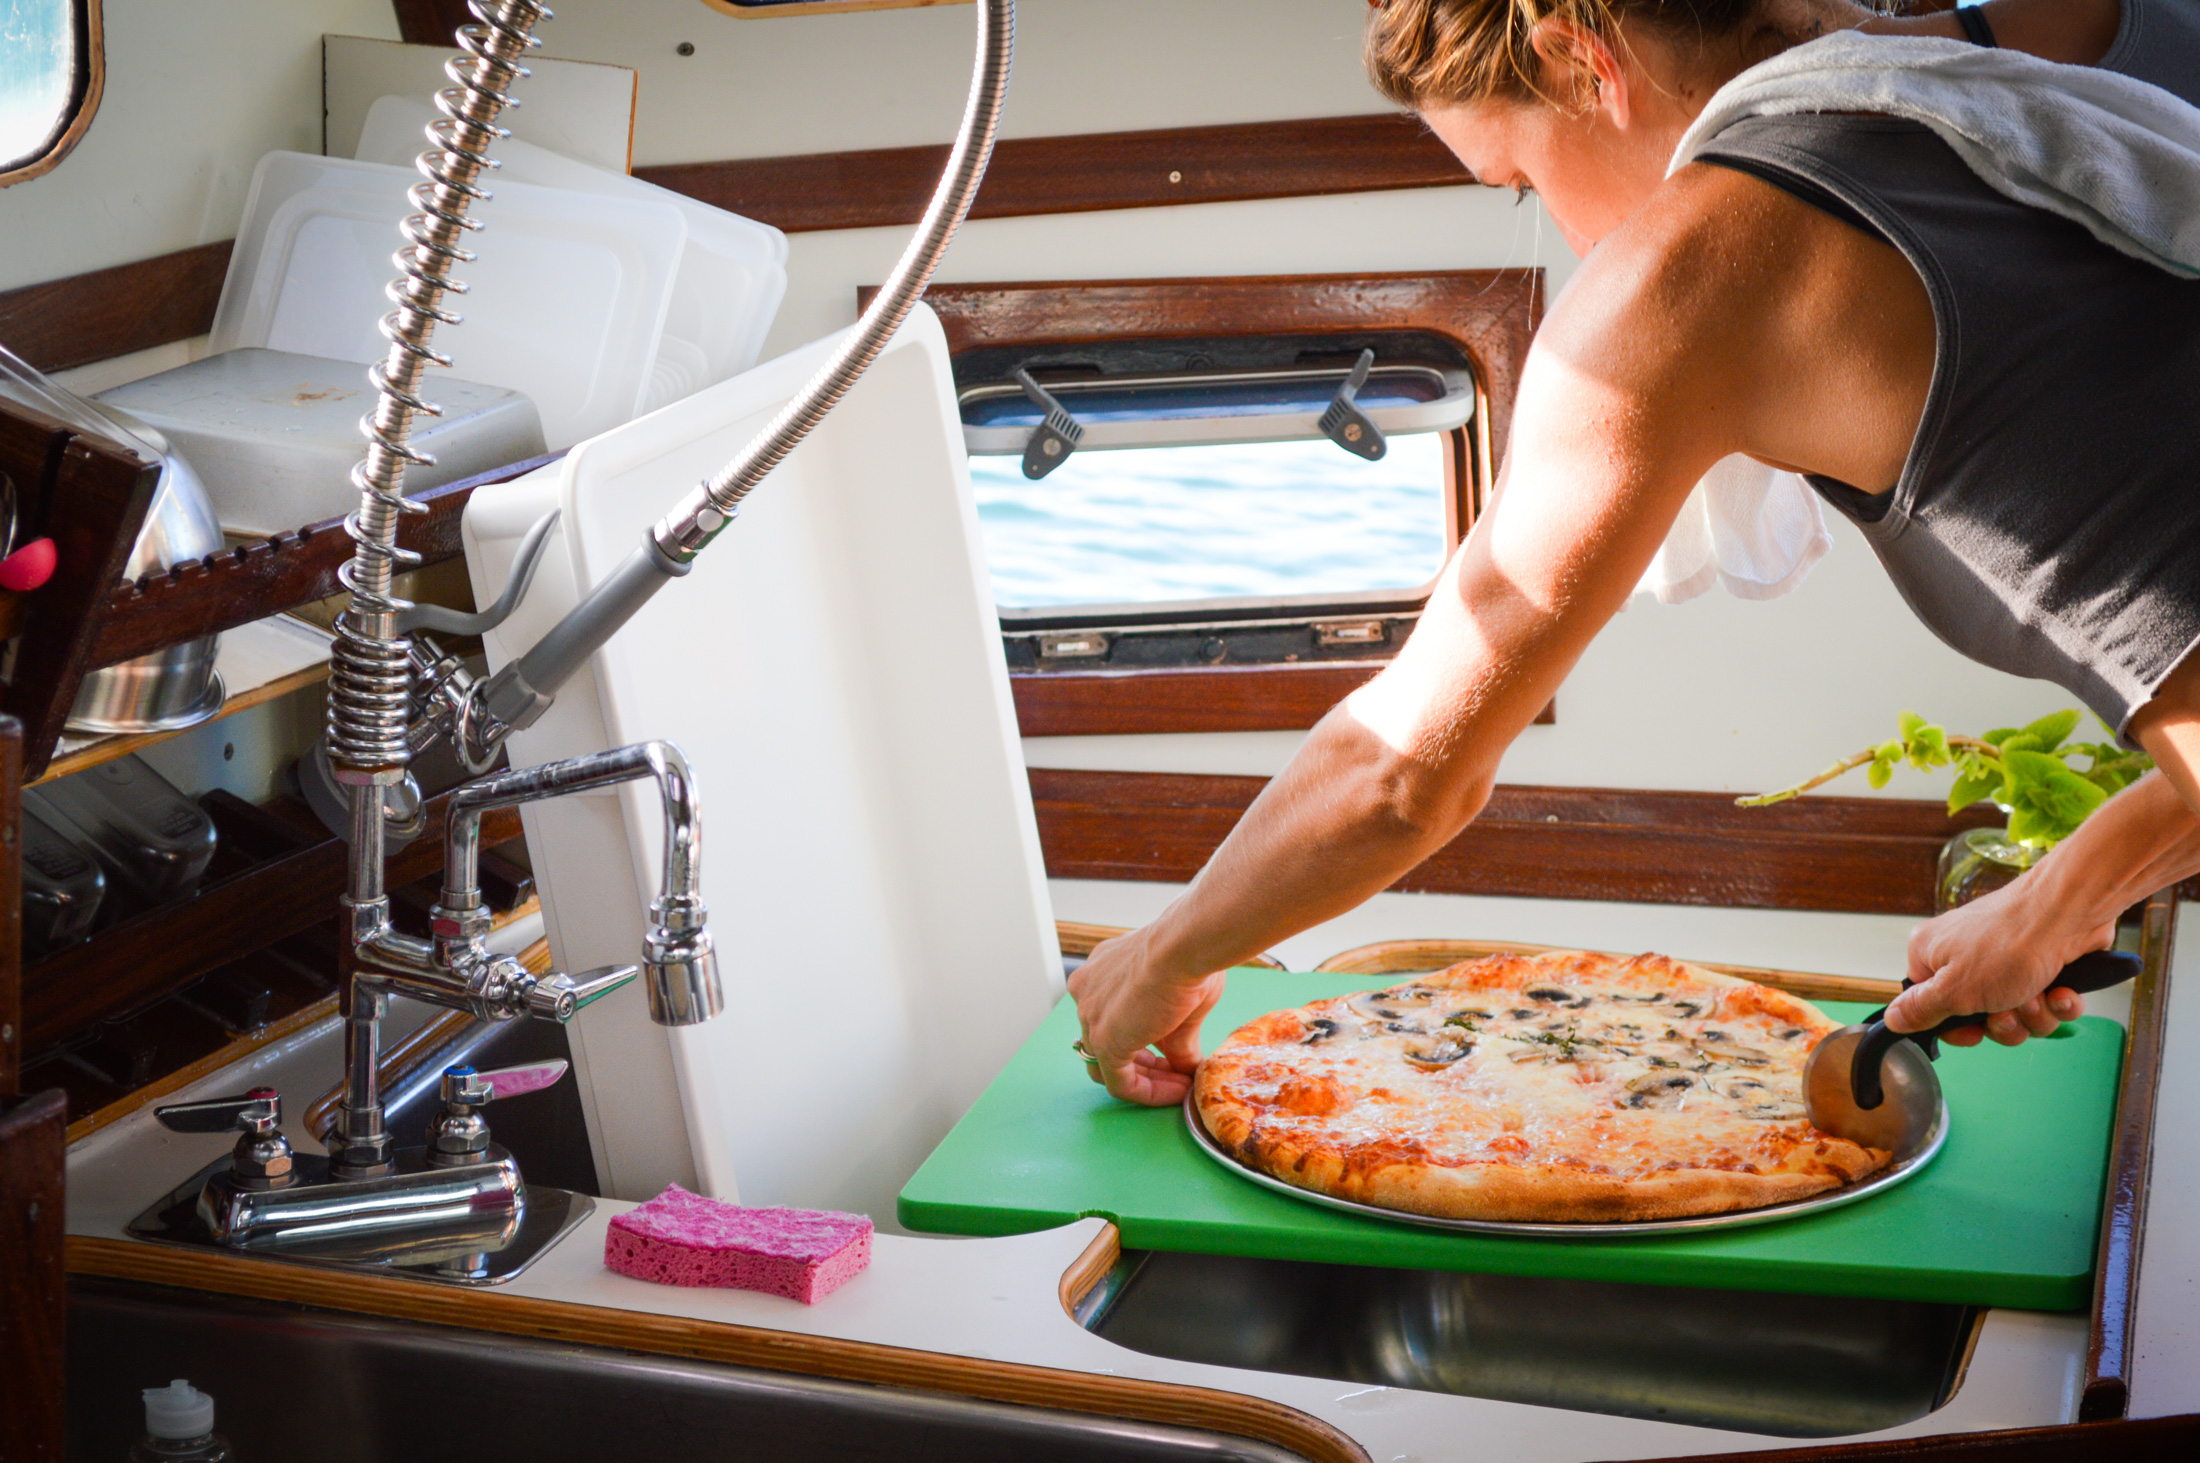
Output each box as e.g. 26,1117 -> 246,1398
1637,32 -> 2200,604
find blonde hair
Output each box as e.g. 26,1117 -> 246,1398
1364,0 -> 1768,109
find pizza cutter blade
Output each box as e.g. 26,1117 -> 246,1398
1803,948 -> 2141,1155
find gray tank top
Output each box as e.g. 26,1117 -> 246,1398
1694,0 -> 2200,735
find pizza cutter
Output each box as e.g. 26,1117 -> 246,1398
1802,948 -> 2142,1153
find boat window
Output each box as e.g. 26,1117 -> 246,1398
971,433 -> 1452,611
0,0 -> 97,187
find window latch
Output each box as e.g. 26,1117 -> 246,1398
1014,367 -> 1086,480
1317,349 -> 1387,461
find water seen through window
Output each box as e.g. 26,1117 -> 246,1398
970,434 -> 1450,610
0,0 -> 77,172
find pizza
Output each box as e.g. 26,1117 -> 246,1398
1191,950 -> 1891,1224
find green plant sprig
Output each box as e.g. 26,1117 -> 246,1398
1737,709 -> 2152,851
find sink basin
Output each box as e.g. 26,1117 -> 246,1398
70,1277 -> 1310,1463
1079,1250 -> 1978,1439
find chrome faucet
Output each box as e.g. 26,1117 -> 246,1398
132,741 -> 721,1282
328,740 -> 720,1177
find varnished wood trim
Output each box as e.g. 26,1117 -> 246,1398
1031,770 -> 2003,917
0,1 -> 104,190
0,719 -> 18,1095
88,451 -> 563,671
2082,887 -> 2180,1421
64,995 -> 340,1146
0,241 -> 229,377
1055,920 -> 1283,972
389,0 -> 469,44
68,1236 -> 1372,1463
1014,663 -> 1384,737
1,1089 -> 68,1462
639,113 -> 1462,235
1056,1221 -> 1121,1319
1310,939 -> 1902,1005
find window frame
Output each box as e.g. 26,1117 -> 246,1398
899,270 -> 1545,737
0,0 -> 103,190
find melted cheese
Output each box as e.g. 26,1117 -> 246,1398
1223,954 -> 1839,1180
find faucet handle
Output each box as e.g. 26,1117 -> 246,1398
155,1088 -> 293,1186
157,1087 -> 282,1137
524,964 -> 640,1022
440,1060 -> 569,1107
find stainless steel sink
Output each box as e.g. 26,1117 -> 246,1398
70,1278 -> 1309,1463
1078,1250 -> 1978,1439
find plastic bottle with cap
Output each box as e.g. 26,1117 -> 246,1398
127,1379 -> 233,1461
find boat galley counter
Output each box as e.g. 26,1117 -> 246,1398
59,884 -> 2197,1463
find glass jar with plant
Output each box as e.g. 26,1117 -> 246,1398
1740,711 -> 2154,910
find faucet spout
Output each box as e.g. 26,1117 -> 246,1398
438,741 -> 721,1027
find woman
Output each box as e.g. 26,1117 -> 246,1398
1070,0 -> 2200,1105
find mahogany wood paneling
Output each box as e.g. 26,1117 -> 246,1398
390,0 -> 474,45
0,1090 -> 66,1463
0,717 -> 18,1094
0,400 -> 162,778
2082,886 -> 2180,1421
0,241 -> 230,377
87,450 -> 563,671
19,796 -> 522,1055
640,113 -> 1463,235
68,1236 -> 1371,1463
1011,663 -> 1554,737
1029,770 -> 2004,917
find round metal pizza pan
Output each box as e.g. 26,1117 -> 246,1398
1182,1094 -> 1950,1238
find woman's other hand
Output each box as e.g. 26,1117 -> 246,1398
1067,928 -> 1228,1106
1886,881 -> 2108,1046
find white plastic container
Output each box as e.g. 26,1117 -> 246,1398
461,309 -> 1060,1219
355,95 -> 789,412
96,349 -> 544,536
128,1379 -> 232,1462
211,152 -> 684,450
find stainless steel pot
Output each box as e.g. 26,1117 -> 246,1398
66,415 -> 226,735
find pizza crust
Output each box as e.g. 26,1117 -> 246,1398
1193,950 -> 1892,1224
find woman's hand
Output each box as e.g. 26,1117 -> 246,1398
1067,927 -> 1228,1107
1886,880 -> 2107,1046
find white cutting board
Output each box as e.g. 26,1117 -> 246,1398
355,95 -> 788,407
461,309 -> 1062,1219
212,151 -> 683,450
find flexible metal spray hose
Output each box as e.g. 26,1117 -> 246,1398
651,0 -> 1015,564
471,0 -> 1014,746
330,0 -> 546,882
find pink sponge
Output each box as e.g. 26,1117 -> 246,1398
604,1185 -> 872,1303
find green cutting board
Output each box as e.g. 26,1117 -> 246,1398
900,972 -> 2125,1311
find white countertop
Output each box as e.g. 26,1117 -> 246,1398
66,887 -> 2135,1461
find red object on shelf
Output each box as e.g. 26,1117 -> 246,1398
0,538 -> 57,593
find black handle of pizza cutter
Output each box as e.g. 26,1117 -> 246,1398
1850,948 -> 2142,1110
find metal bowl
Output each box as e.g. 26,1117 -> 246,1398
67,417 -> 227,735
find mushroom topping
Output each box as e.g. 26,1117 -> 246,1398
1670,1000 -> 1705,1019
1612,991 -> 1667,1004
1624,1072 -> 1697,1109
1692,1034 -> 1770,1067
1402,1035 -> 1473,1069
1716,1076 -> 1806,1120
1383,1020 -> 1426,1035
1300,1017 -> 1340,1046
1524,985 -> 1576,1004
1507,1008 -> 1540,1021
